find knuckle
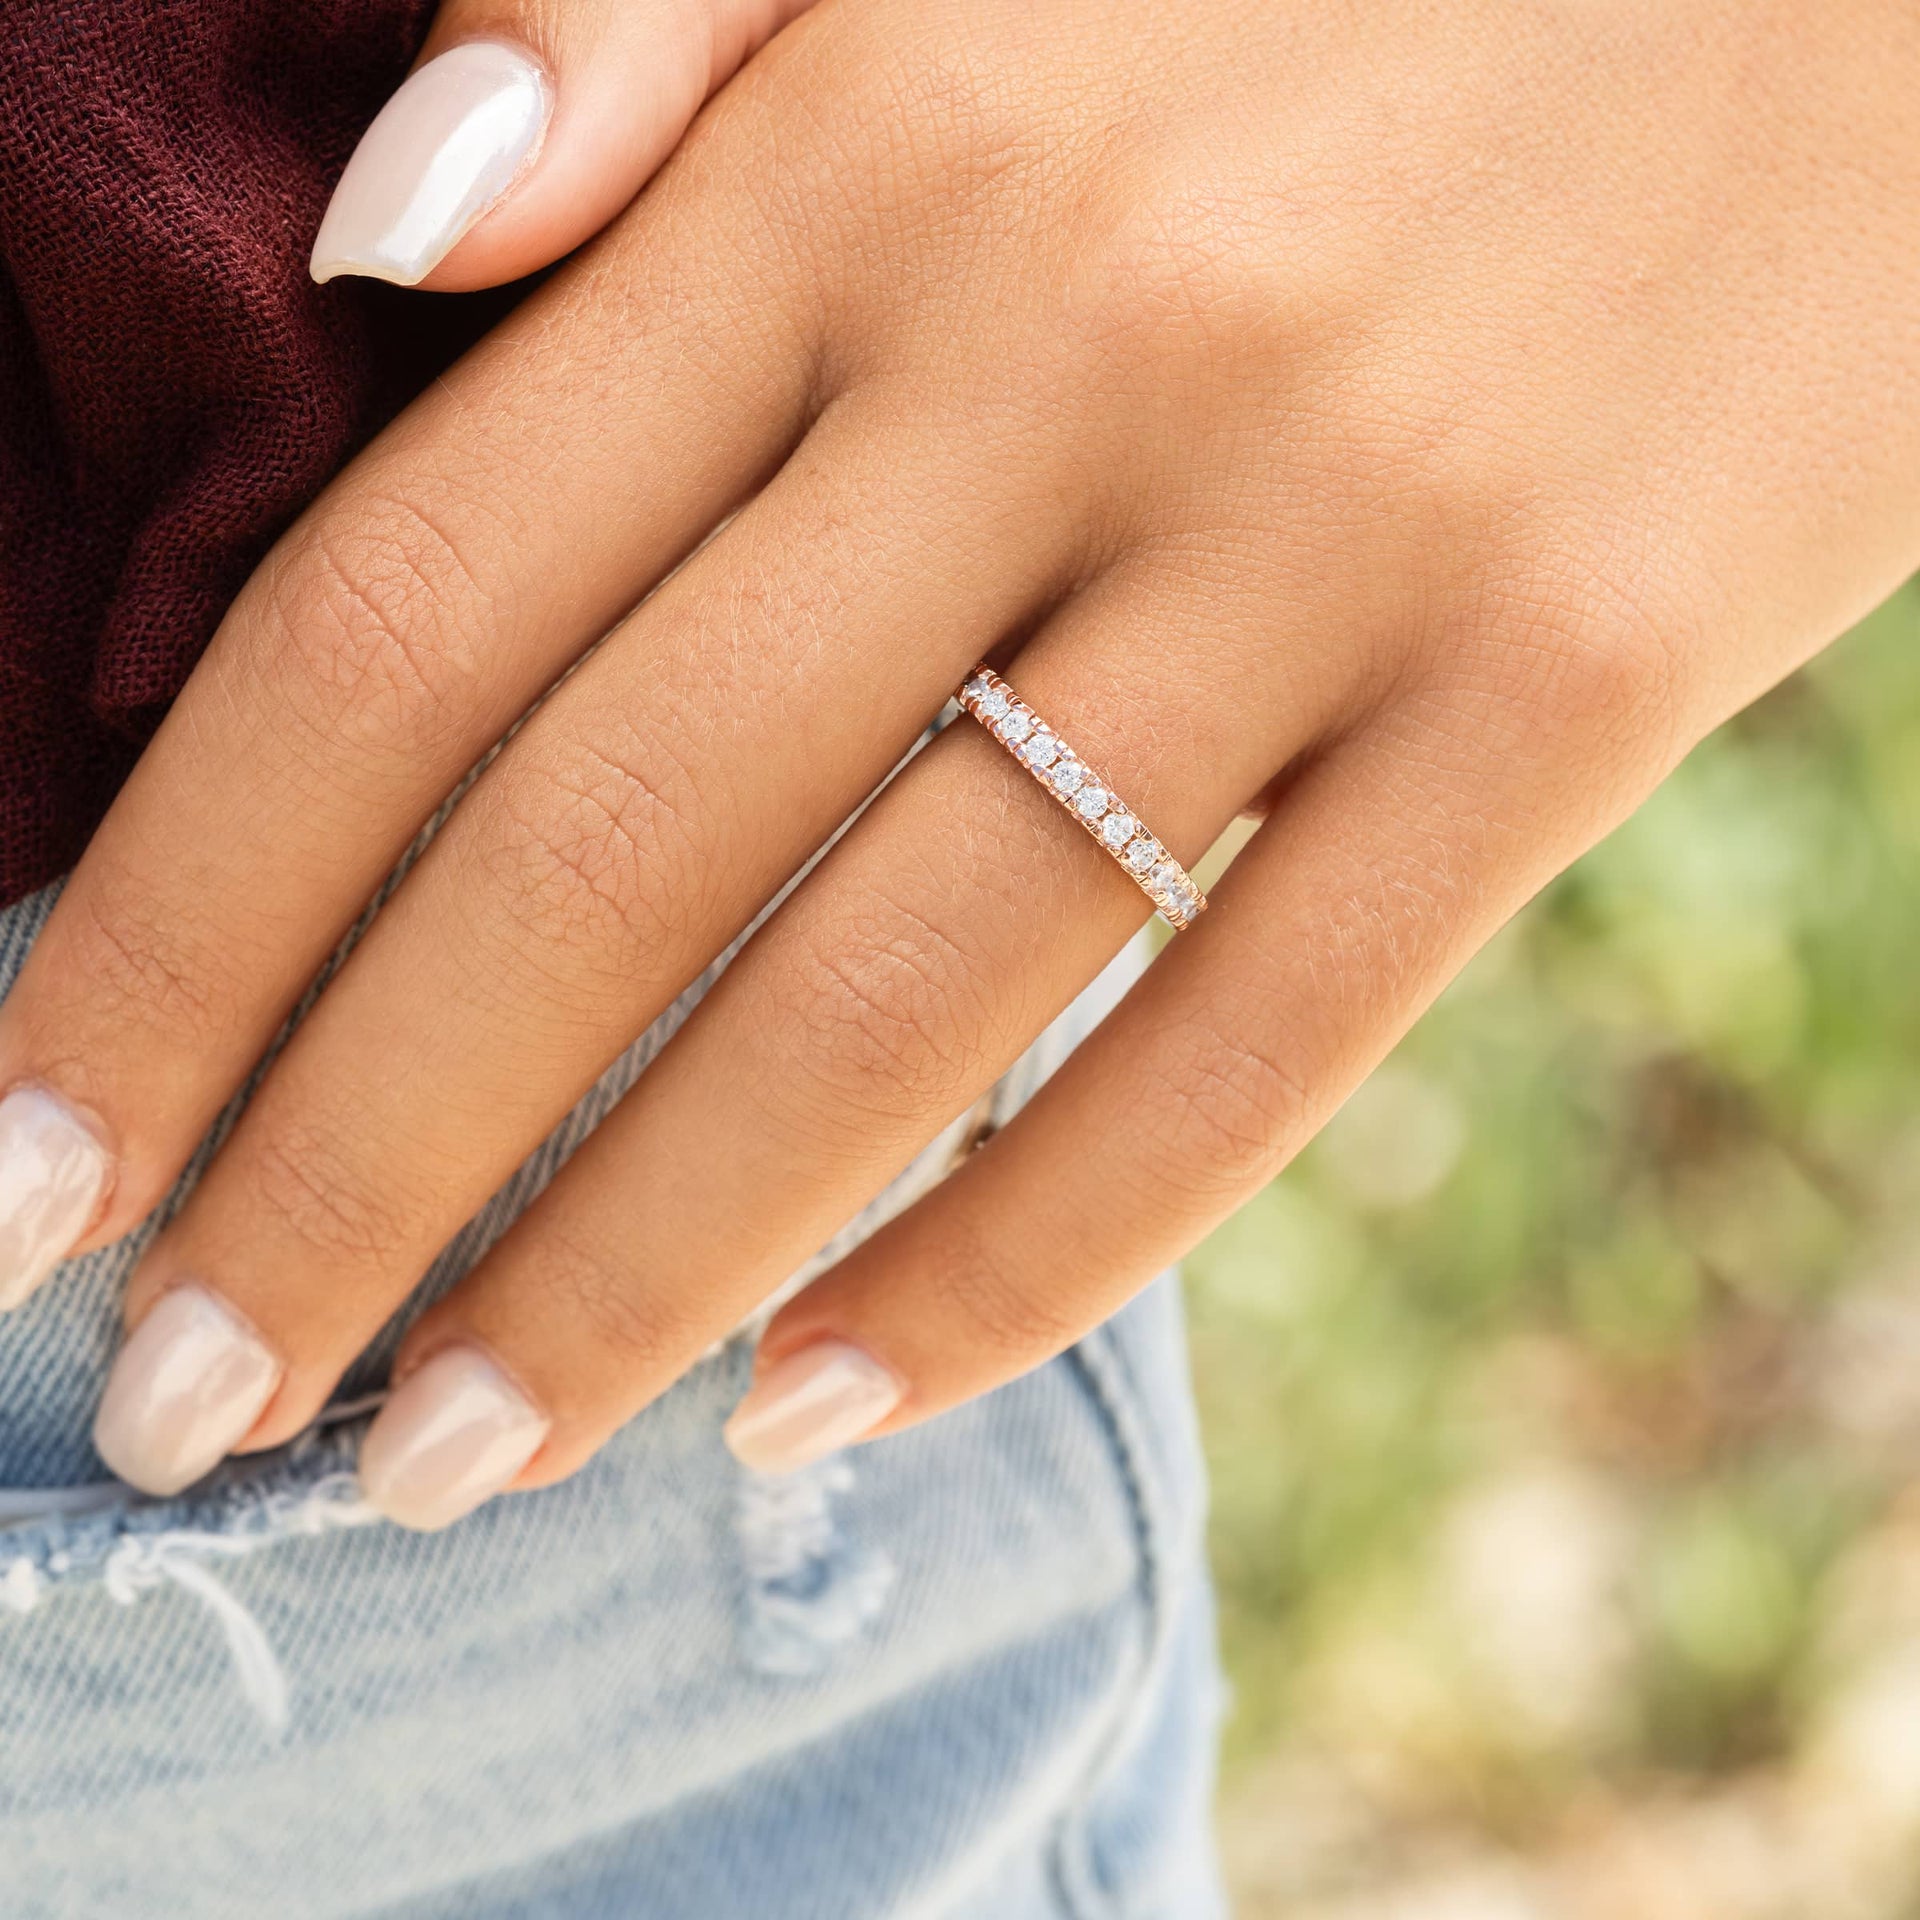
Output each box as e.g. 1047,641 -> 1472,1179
1156,1015 -> 1314,1200
1460,562 -> 1697,794
257,492 -> 494,761
924,1212 -> 1080,1364
761,896 -> 999,1132
881,32 -> 1041,194
1533,608 -> 1680,734
241,1108 -> 433,1271
793,1 -> 1033,184
1093,177 -> 1297,369
730,0 -> 1068,314
480,726 -> 711,971
532,1217 -> 703,1381
62,881 -> 236,1042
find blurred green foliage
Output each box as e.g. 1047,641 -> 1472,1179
1195,583 -> 1920,1916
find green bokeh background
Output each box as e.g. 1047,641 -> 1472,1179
1197,582 -> 1920,1918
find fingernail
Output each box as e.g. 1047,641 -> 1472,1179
0,1087 -> 110,1311
358,1347 -> 549,1531
93,1286 -> 283,1496
723,1341 -> 905,1475
310,41 -> 550,287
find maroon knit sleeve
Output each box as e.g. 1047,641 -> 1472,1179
0,0 -> 517,909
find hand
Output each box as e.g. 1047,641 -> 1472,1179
0,0 -> 1914,1526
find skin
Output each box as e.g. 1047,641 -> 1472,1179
2,0 -> 1917,1504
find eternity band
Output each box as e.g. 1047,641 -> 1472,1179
957,666 -> 1207,931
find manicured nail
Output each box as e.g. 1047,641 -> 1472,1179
0,1087 -> 110,1311
358,1347 -> 549,1531
93,1286 -> 283,1496
310,41 -> 550,287
724,1341 -> 905,1475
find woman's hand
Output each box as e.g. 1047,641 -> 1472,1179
0,0 -> 1914,1524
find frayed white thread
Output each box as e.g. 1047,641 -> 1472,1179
738,1458 -> 894,1678
92,1472 -> 378,1733
129,1549 -> 293,1730
0,1556 -> 42,1614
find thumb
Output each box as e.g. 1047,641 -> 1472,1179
311,0 -> 815,290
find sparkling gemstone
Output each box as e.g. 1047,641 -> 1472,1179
1125,838 -> 1158,873
1022,731 -> 1060,769
1100,811 -> 1135,848
1150,861 -> 1182,892
978,688 -> 1009,721
1074,785 -> 1109,819
1050,759 -> 1085,795
962,675 -> 990,705
999,711 -> 1033,745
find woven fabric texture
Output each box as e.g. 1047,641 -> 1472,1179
0,0 -> 512,908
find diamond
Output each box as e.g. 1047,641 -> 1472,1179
1125,838 -> 1158,873
1022,731 -> 1060,769
1050,759 -> 1085,796
1100,811 -> 1135,848
999,711 -> 1033,745
962,674 -> 990,705
1074,785 -> 1109,820
1151,860 -> 1181,891
978,687 -> 1009,721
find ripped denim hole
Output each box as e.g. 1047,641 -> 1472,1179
0,1397 -> 386,1733
737,1455 -> 894,1678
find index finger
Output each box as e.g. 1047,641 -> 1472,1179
0,110 -> 824,1303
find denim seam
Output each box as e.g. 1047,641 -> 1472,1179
1044,1317 -> 1180,1920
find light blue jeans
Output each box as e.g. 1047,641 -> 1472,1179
0,875 -> 1226,1919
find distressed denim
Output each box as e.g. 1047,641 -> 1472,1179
0,875 -> 1227,1919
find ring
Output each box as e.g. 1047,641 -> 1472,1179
957,665 -> 1208,930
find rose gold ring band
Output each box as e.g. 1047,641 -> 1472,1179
957,665 -> 1207,931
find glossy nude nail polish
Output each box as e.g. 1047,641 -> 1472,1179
93,1285 -> 283,1496
0,1086 -> 109,1311
310,41 -> 550,287
723,1341 -> 905,1475
358,1347 -> 550,1532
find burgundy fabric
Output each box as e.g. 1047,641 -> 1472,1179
0,0 -> 514,910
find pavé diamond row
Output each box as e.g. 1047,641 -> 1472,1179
956,666 -> 1207,931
